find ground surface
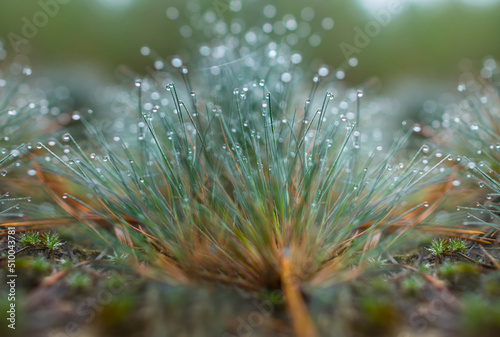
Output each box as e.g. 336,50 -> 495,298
1,231 -> 500,337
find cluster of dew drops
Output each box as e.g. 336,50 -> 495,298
0,48 -> 78,214
5,5 -> 496,220
105,0 -> 390,157
141,1 -> 356,81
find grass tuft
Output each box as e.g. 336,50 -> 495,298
34,64 -> 453,297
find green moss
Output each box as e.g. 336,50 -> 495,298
462,295 -> 500,337
356,295 -> 400,336
438,263 -> 481,292
427,238 -> 468,262
369,277 -> 392,293
481,272 -> 500,298
98,295 -> 137,332
40,232 -> 64,252
107,251 -> 129,264
18,232 -> 40,248
29,257 -> 52,274
448,238 -> 467,254
428,238 -> 447,258
67,272 -> 92,292
401,275 -> 424,296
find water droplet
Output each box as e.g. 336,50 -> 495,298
171,57 -> 183,68
263,4 -> 276,18
281,72 -> 292,83
318,67 -> 329,77
291,53 -> 302,64
140,46 -> 151,56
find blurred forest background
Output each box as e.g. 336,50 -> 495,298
0,0 -> 499,106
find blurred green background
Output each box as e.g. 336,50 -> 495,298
0,0 -> 499,94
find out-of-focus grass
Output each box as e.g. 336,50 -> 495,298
0,0 -> 499,87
